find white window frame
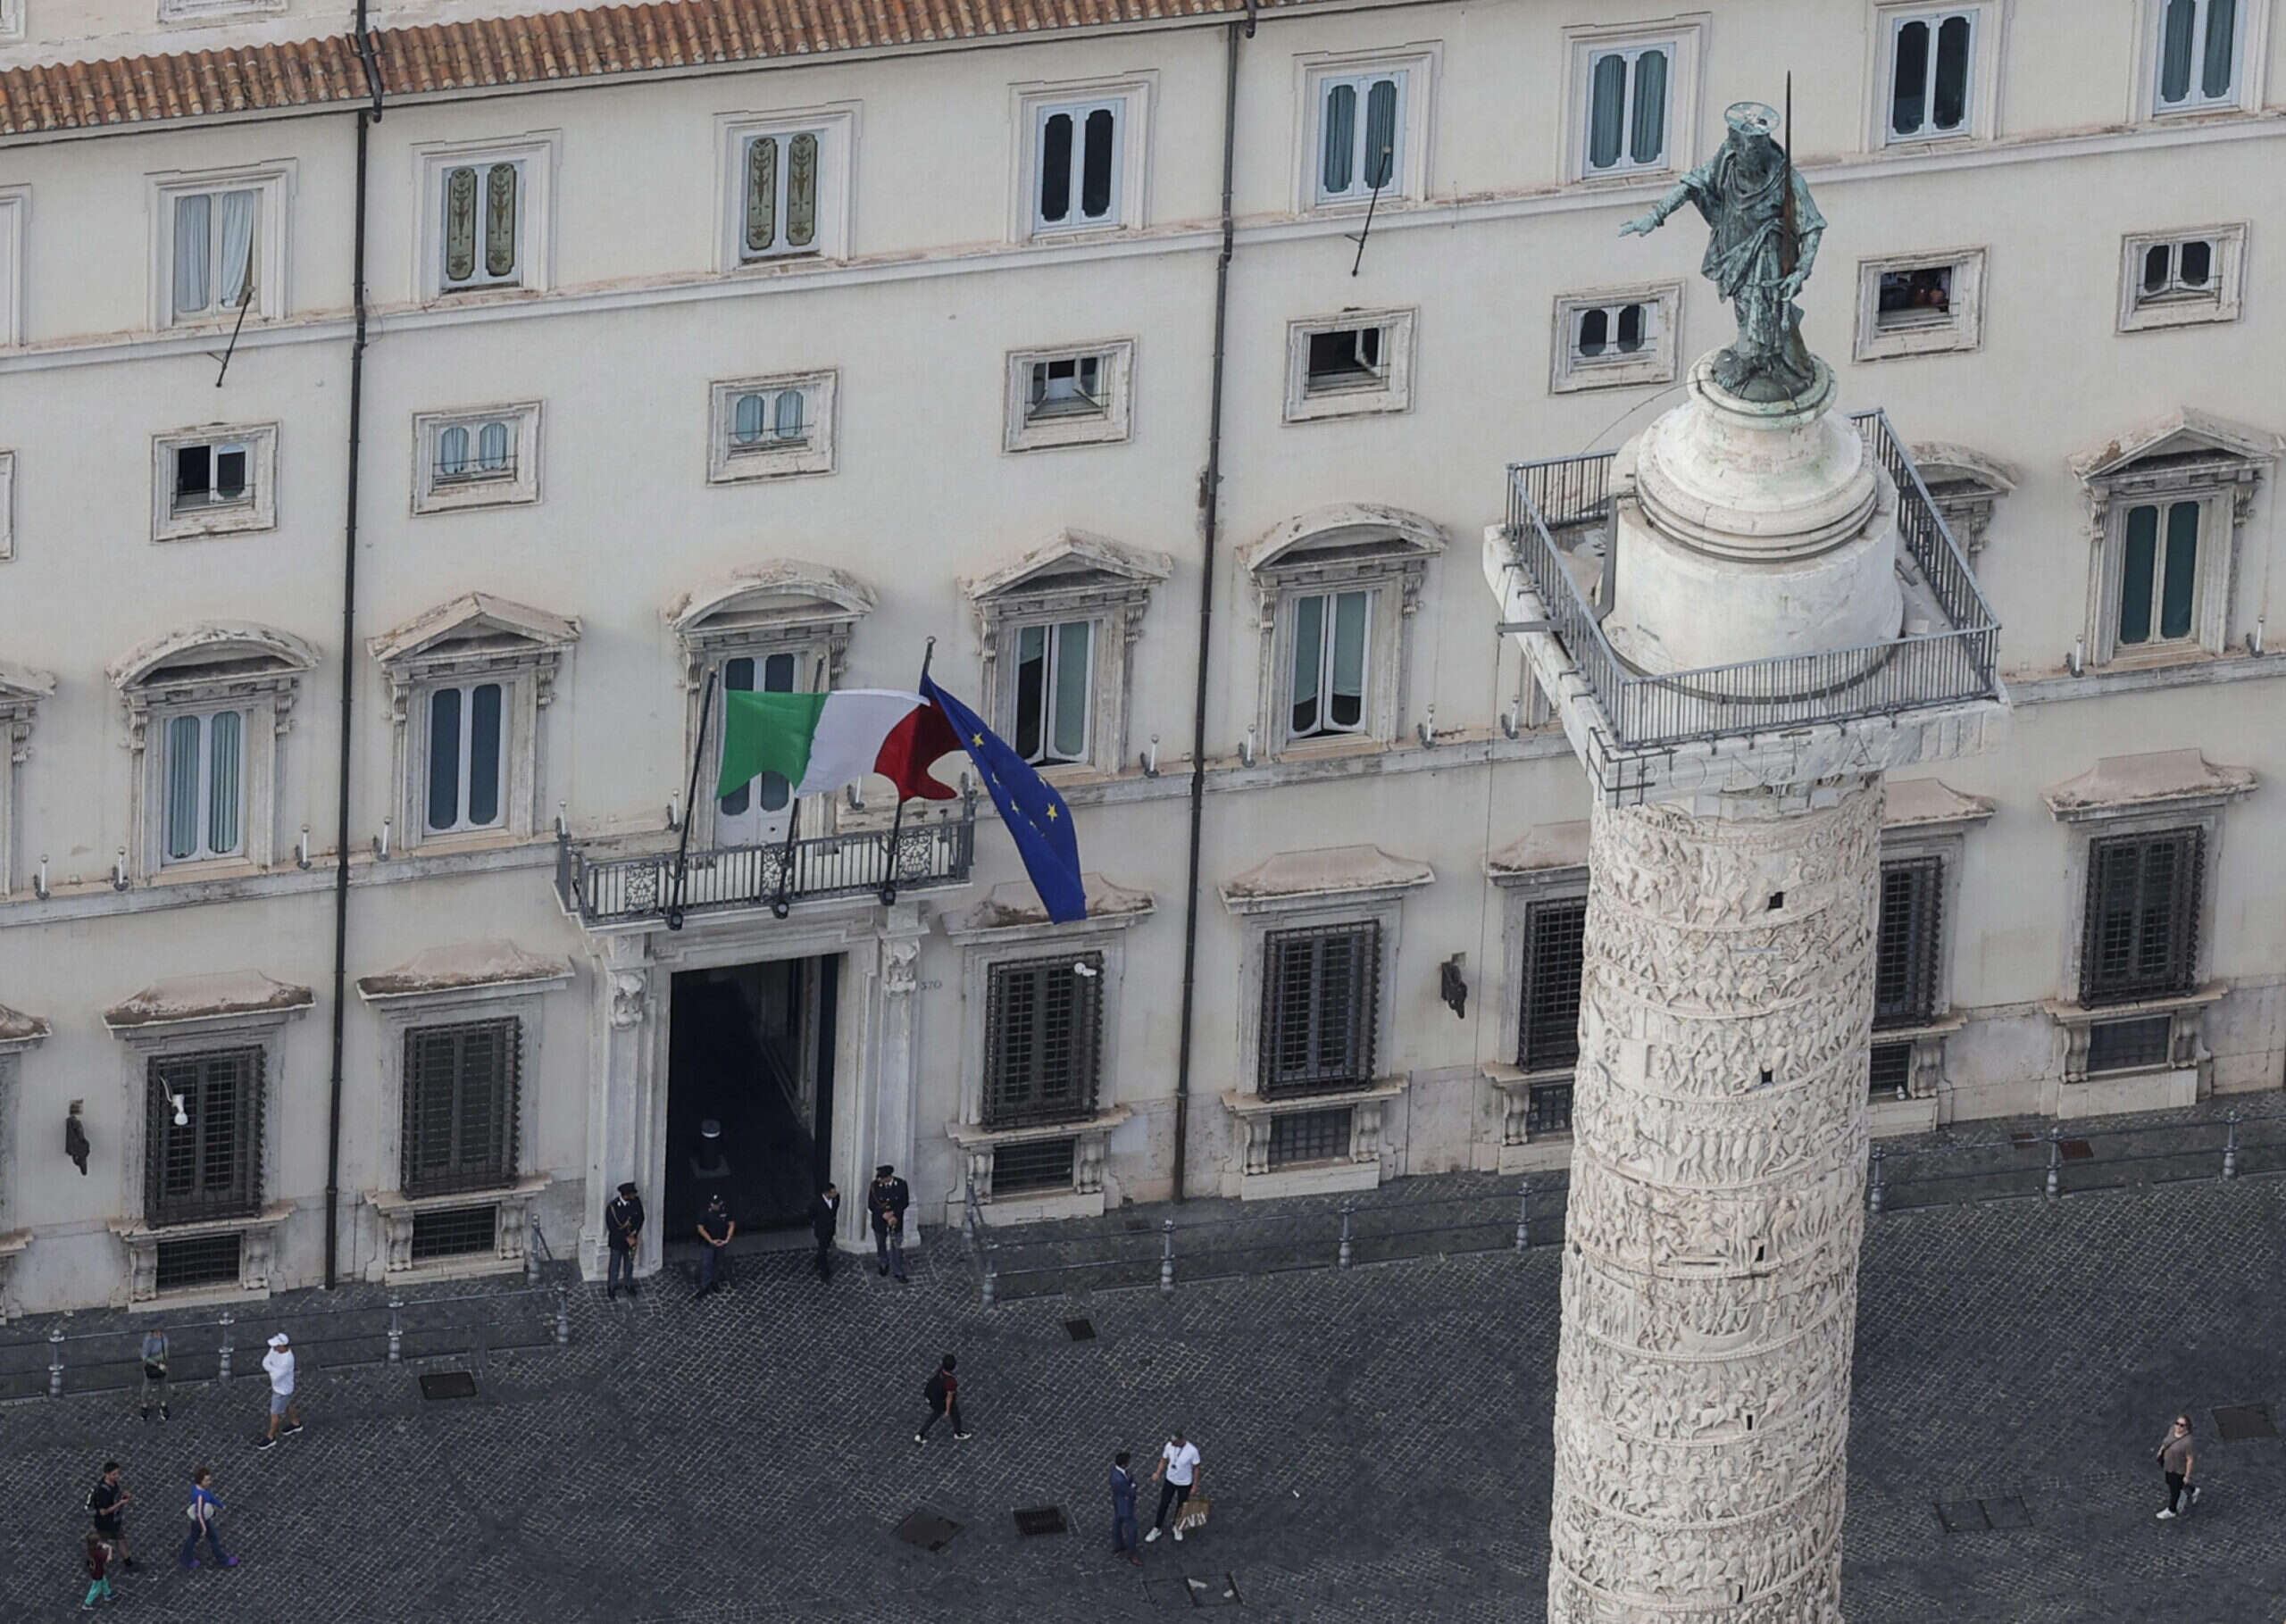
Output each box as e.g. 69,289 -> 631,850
715,104 -> 857,272
414,135 -> 558,303
2098,491 -> 2232,661
1294,49 -> 1439,212
1549,281 -> 1683,393
1007,618 -> 1098,768
1869,3 -> 2004,148
418,679 -> 512,837
1284,307 -> 1417,423
147,165 -> 292,331
0,661 -> 49,897
0,2 -> 21,43
157,707 -> 249,865
160,0 -> 286,18
1282,589 -> 1374,745
1852,247 -> 1987,361
150,422 -> 278,543
412,403 -> 541,514
1563,17 -> 1707,185
706,371 -> 838,483
2116,222 -> 2247,332
1003,340 -> 1135,453
1012,77 -> 1153,242
0,187 -> 25,347
2136,0 -> 2266,118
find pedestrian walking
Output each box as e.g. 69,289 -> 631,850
812,1182 -> 840,1282
255,1333 -> 302,1449
2155,1413 -> 2200,1519
1110,1450 -> 1143,1565
86,1462 -> 136,1570
1146,1430 -> 1203,1543
138,1327 -> 171,1421
605,1180 -> 644,1300
695,1192 -> 736,1296
867,1164 -> 911,1281
178,1468 -> 235,1570
914,1353 -> 970,1444
81,1528 -> 114,1611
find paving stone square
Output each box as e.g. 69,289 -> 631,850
2,1177 -> 2282,1623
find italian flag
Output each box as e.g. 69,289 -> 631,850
714,688 -> 962,803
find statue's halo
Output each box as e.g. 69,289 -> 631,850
1723,101 -> 1781,136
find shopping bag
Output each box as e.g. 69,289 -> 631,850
1174,1495 -> 1210,1534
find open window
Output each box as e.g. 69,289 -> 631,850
1285,308 -> 1416,422
150,423 -> 278,542
1004,342 -> 1134,452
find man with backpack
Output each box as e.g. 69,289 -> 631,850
86,1462 -> 135,1570
915,1353 -> 970,1445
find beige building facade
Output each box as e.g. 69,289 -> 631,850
0,0 -> 2279,1314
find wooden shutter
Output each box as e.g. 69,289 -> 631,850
1520,896 -> 1588,1069
2080,829 -> 2202,1004
1873,857 -> 1943,1028
146,1049 -> 262,1225
983,954 -> 1103,1128
1260,922 -> 1380,1095
403,1020 -> 519,1195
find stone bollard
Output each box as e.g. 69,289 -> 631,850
1515,1180 -> 1533,1251
980,1243 -> 997,1309
2045,1128 -> 2062,1201
2223,1110 -> 2240,1180
47,1326 -> 63,1398
1867,1145 -> 1886,1215
1159,1219 -> 1176,1295
525,1212 -> 543,1282
553,1284 -> 571,1346
387,1297 -> 404,1364
217,1312 -> 234,1382
1338,1202 -> 1355,1269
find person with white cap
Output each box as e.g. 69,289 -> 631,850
255,1332 -> 302,1450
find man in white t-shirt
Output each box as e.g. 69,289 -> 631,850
256,1332 -> 303,1450
1145,1430 -> 1203,1543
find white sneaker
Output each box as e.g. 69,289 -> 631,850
2157,1508 -> 2174,1520
1144,1528 -> 1161,1544
1172,1527 -> 1184,1542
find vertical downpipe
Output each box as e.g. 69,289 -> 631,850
326,12 -> 383,1289
1171,12 -> 1248,1204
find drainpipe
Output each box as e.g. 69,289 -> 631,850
1170,7 -> 1249,1203
325,8 -> 384,1290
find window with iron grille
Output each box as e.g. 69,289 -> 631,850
1525,1079 -> 1574,1137
1519,897 -> 1587,1070
1868,1041 -> 1914,1099
1873,857 -> 1943,1029
2080,829 -> 2202,1005
1267,1106 -> 1354,1169
1260,921 -> 1380,1096
402,1020 -> 520,1196
154,1233 -> 243,1292
983,955 -> 1103,1128
2087,1013 -> 2174,1074
992,1137 -> 1078,1195
145,1049 -> 263,1226
410,1204 -> 499,1262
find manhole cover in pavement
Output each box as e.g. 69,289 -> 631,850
1013,1506 -> 1069,1537
1980,1496 -> 2032,1528
1065,1318 -> 1097,1341
1935,1500 -> 1987,1533
2214,1403 -> 2278,1441
1185,1573 -> 1243,1607
418,1370 -> 477,1401
894,1509 -> 963,1552
2059,1138 -> 2094,1161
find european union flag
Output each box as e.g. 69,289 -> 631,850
922,676 -> 1087,924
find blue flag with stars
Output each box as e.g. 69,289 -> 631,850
922,675 -> 1087,924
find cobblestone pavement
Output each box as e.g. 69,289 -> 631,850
3,1178 -> 2282,1623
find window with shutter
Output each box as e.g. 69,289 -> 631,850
146,1049 -> 263,1225
2116,500 -> 2205,648
1873,856 -> 1943,1028
743,130 -> 825,261
2080,829 -> 2203,1004
402,1020 -> 520,1195
983,954 -> 1105,1128
441,162 -> 522,290
423,682 -> 506,834
1033,99 -> 1125,233
1260,922 -> 1380,1095
1519,896 -> 1587,1069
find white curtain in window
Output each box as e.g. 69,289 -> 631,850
732,393 -> 765,446
438,425 -> 470,477
218,189 -> 257,309
477,420 -> 510,472
773,390 -> 804,440
173,194 -> 212,316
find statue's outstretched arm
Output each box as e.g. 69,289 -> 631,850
1619,183 -> 1691,237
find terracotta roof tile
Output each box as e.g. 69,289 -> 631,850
1,0 -> 1279,136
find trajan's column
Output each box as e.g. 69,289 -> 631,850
1484,104 -> 2007,1621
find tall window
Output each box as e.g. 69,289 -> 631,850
1585,45 -> 1671,172
146,1049 -> 263,1224
424,682 -> 505,834
1260,921 -> 1380,1095
402,1020 -> 520,1195
441,162 -> 522,290
171,188 -> 257,319
1288,590 -> 1371,741
1519,897 -> 1588,1070
740,129 -> 822,261
2117,500 -> 2203,647
1034,100 -> 1122,232
982,954 -> 1105,1127
1888,11 -> 1975,139
2082,829 -> 2203,1004
2155,0 -> 2241,111
1873,857 -> 1943,1028
1014,620 -> 1092,766
1317,71 -> 1404,204
162,710 -> 244,862
719,653 -> 797,826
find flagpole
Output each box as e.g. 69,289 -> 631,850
664,669 -> 716,932
880,636 -> 936,908
771,658 -> 829,920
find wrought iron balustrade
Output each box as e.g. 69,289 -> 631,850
555,805 -> 975,928
1501,410 -> 2002,755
